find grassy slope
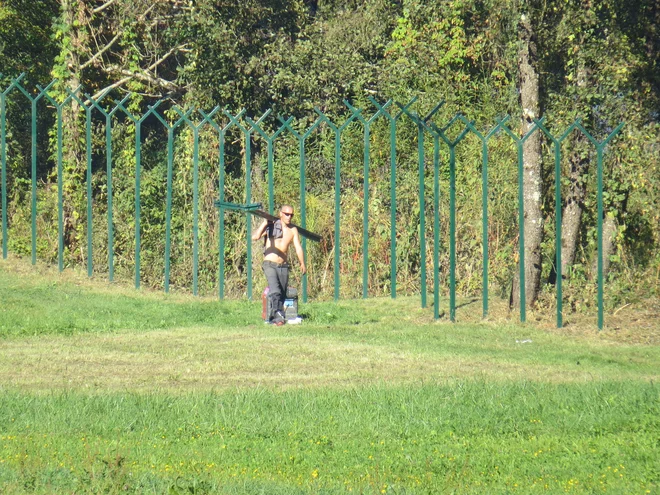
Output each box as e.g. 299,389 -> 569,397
0,258 -> 659,494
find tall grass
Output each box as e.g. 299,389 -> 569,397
0,383 -> 658,494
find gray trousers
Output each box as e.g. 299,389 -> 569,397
263,260 -> 289,322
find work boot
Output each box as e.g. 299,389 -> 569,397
272,311 -> 286,325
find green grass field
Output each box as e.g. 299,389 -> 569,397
1,258 -> 658,494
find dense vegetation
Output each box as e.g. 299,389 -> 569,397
0,0 -> 657,306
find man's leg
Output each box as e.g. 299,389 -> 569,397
275,264 -> 289,321
263,262 -> 283,322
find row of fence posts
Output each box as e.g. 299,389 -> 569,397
0,75 -> 624,328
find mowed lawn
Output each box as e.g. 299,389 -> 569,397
0,260 -> 658,494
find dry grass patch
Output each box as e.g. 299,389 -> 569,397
1,324 -> 658,393
1,254 -> 659,394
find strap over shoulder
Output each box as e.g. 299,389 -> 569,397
263,219 -> 283,254
267,219 -> 283,239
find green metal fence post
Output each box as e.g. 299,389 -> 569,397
533,118 -> 581,328
210,109 -> 245,299
247,110 -> 269,300
56,97 -> 65,272
363,120 -> 371,300
16,80 -> 55,265
164,123 -> 176,292
84,97 -> 93,276
105,105 -> 114,281
268,137 -> 275,214
396,101 -> 445,311
105,108 -> 114,281
315,113 -> 340,301
88,93 -> 130,282
137,103 -> 160,288
369,97 -> 416,299
113,98 -> 162,289
343,101 -> 370,299
460,115 -> 505,319
553,132 -> 564,328
276,116 -> 323,303
180,107 -> 220,296
432,132 -> 441,319
417,103 -> 445,309
516,142 -> 526,320
245,130 -> 253,298
416,121 -> 427,307
299,117 -> 323,302
0,74 -> 23,260
43,86 -> 81,273
498,117 -> 544,323
63,89 -> 95,277
332,126 -> 341,300
154,107 -> 192,293
217,124 -> 226,299
223,109 -> 270,300
192,120 -> 201,295
344,100 -> 391,299
389,109 -> 399,299
313,108 -> 357,301
426,116 -> 470,322
574,121 -> 625,330
0,91 -> 5,260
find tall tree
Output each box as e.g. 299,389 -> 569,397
511,8 -> 544,308
51,0 -> 190,258
53,0 -> 190,100
544,0 -> 660,282
551,1 -> 616,279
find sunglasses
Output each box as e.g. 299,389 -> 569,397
281,212 -> 294,218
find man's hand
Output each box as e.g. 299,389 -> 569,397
300,264 -> 307,275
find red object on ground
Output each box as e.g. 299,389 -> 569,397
262,287 -> 269,321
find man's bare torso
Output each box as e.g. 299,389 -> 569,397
252,205 -> 305,274
264,223 -> 297,263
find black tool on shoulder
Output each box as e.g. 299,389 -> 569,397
215,201 -> 322,242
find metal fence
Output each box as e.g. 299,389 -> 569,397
0,75 -> 624,328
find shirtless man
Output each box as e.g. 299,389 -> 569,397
252,205 -> 306,325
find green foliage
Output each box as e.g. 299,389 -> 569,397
0,0 -> 58,83
180,0 -> 309,112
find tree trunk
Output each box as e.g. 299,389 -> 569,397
511,12 -> 543,308
60,0 -> 86,257
559,149 -> 588,276
559,62 -> 590,279
591,213 -> 618,280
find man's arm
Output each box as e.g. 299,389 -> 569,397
251,219 -> 269,241
292,228 -> 306,274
